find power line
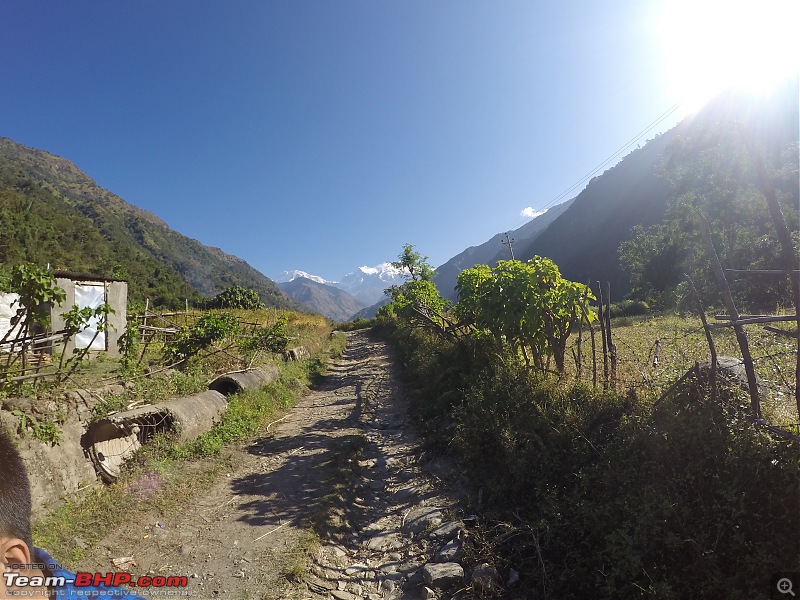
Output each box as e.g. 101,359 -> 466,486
510,99 -> 686,233
501,232 -> 515,259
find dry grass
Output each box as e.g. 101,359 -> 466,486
563,312 -> 798,428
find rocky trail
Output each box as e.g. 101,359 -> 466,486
80,330 -> 492,600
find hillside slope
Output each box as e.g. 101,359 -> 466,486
434,199 -> 574,301
0,138 -> 297,309
278,277 -> 367,322
514,80 -> 799,296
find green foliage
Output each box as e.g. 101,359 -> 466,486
455,257 -> 595,372
117,322 -> 141,374
382,245 -> 452,334
91,393 -> 129,422
386,279 -> 450,318
1,264 -> 66,381
62,304 -> 113,336
379,322 -> 799,599
211,285 -> 264,310
619,121 -> 799,310
240,315 -> 290,354
10,409 -> 62,445
337,317 -> 372,331
56,303 -> 115,383
163,311 -> 240,365
4,263 -> 66,330
609,299 -> 650,318
391,243 -> 435,282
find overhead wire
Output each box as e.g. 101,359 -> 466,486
507,99 -> 686,233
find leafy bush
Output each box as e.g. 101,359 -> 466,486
211,285 -> 264,310
379,320 -> 800,599
239,315 -> 290,354
337,318 -> 372,332
163,311 -> 239,364
609,299 -> 650,318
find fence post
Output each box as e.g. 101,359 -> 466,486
597,282 -> 608,388
686,275 -> 717,403
740,129 -> 800,420
605,282 -> 616,390
697,212 -> 760,418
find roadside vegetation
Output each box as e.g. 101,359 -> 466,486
354,119 -> 800,598
0,273 -> 347,563
360,234 -> 799,598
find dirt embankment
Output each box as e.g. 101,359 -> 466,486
75,330 -> 479,600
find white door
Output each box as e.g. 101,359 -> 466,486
74,284 -> 107,350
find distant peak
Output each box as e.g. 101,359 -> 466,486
275,270 -> 330,285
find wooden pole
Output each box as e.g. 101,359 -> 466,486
697,212 -> 761,418
596,282 -> 608,388
739,129 -> 800,420
605,282 -> 616,390
590,320 -> 597,389
687,275 -> 717,402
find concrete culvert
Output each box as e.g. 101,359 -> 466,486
84,390 -> 227,483
208,366 -> 279,396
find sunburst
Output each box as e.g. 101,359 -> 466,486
656,0 -> 799,112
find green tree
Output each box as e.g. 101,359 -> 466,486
212,285 -> 264,310
380,245 -> 453,335
619,122 -> 799,310
391,244 -> 435,282
456,257 -> 596,372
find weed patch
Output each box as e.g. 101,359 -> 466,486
33,322 -> 344,566
378,321 -> 800,599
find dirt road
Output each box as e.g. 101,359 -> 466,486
82,331 -> 473,600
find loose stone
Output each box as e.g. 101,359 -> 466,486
433,539 -> 462,563
429,520 -> 464,541
402,507 -> 443,535
422,586 -> 438,600
422,563 -> 464,590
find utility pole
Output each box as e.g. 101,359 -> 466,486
501,232 -> 515,260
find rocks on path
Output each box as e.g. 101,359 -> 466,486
79,331 -> 488,600
299,331 -> 480,600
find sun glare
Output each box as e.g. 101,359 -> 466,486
656,0 -> 800,112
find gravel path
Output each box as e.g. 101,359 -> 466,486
84,331 -> 476,600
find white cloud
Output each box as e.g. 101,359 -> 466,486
521,207 -> 546,219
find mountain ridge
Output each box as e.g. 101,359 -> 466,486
0,137 -> 298,310
277,277 -> 367,322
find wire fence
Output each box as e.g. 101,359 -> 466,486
561,306 -> 799,437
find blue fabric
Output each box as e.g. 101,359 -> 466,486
32,548 -> 147,599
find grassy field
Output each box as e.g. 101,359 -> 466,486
564,311 -> 798,429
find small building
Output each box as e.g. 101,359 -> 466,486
49,272 -> 128,357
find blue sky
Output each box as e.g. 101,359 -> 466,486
2,2 -> 793,282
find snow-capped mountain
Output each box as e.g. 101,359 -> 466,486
276,263 -> 408,307
274,270 -> 329,285
336,263 -> 407,304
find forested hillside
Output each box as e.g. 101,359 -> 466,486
515,78 -> 799,301
0,138 -> 297,309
